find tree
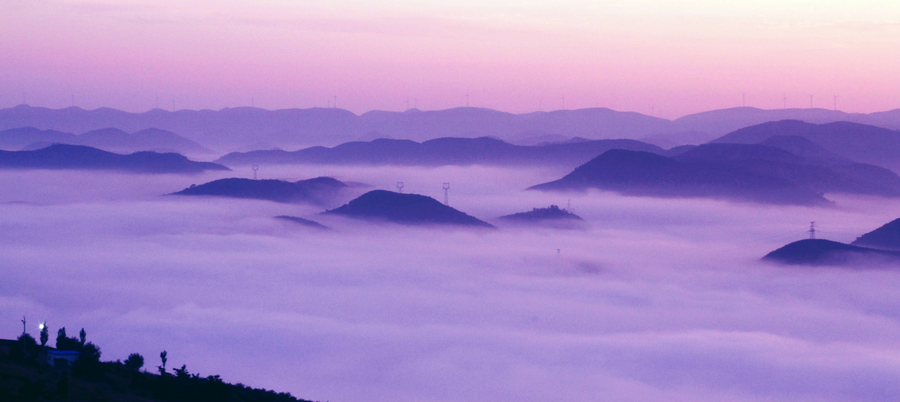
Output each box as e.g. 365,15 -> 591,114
159,350 -> 168,374
79,328 -> 86,346
56,327 -> 81,351
124,353 -> 144,372
39,323 -> 49,348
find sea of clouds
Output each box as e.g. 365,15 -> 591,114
1,165 -> 898,401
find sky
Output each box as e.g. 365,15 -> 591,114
1,165 -> 899,401
0,0 -> 898,118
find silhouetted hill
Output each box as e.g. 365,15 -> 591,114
499,205 -> 583,222
851,218 -> 900,251
674,143 -> 900,197
711,120 -> 900,171
0,144 -> 229,173
529,149 -> 829,205
763,239 -> 900,266
325,190 -> 494,228
276,215 -> 330,229
216,137 -> 665,169
0,126 -> 212,155
756,135 -> 851,165
173,177 -> 347,205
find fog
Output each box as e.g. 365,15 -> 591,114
1,166 -> 898,401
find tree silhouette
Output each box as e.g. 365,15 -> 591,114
39,323 -> 49,348
159,350 -> 168,374
72,342 -> 102,380
124,353 -> 144,372
79,328 -> 86,346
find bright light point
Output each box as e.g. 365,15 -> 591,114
38,322 -> 45,330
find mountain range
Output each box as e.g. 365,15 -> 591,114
215,137 -> 664,169
0,126 -> 212,155
2,105 -> 897,152
710,120 -> 900,172
762,239 -> 900,266
528,149 -> 833,205
0,144 -> 228,174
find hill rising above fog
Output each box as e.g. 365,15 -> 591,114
529,149 -> 831,206
325,190 -> 494,228
763,239 -> 900,267
710,120 -> 900,171
0,126 -> 212,155
851,218 -> 900,251
215,137 -> 665,169
173,177 -> 348,206
2,105 -> 897,151
0,144 -> 228,173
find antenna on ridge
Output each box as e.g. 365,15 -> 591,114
21,316 -> 26,335
397,182 -> 404,193
809,94 -> 813,109
443,183 -> 450,206
783,95 -> 787,109
808,221 -> 816,239
742,93 -> 745,107
252,164 -> 259,180
833,95 -> 837,111
466,92 -> 469,108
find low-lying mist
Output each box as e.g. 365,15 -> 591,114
1,166 -> 898,402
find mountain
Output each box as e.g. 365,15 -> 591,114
6,105 -> 896,152
850,218 -> 900,251
710,120 -> 900,171
0,144 -> 229,173
528,149 -> 830,206
673,143 -> 900,197
498,205 -> 585,229
672,107 -> 900,137
276,215 -> 330,229
172,177 -> 348,205
324,190 -> 494,228
215,137 -> 665,169
762,239 -> 900,266
0,126 -> 212,155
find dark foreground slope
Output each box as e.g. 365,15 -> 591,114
0,144 -> 228,173
529,149 -> 829,205
0,339 -> 308,402
851,218 -> 900,251
173,177 -> 348,205
276,215 -> 330,229
763,239 -> 900,267
325,190 -> 494,228
216,137 -> 664,169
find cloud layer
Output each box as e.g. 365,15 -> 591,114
1,166 -> 898,401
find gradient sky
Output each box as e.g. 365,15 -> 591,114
1,0 -> 898,118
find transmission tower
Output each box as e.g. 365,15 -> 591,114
252,165 -> 259,180
397,182 -> 404,193
808,221 -> 816,239
442,183 -> 450,205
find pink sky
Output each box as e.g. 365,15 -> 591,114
0,0 -> 898,118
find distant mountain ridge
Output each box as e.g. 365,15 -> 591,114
529,149 -> 832,206
711,120 -> 900,171
216,137 -> 665,168
2,104 -> 896,152
0,144 -> 228,173
0,126 -> 212,155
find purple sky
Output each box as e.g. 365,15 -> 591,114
1,0 -> 898,118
